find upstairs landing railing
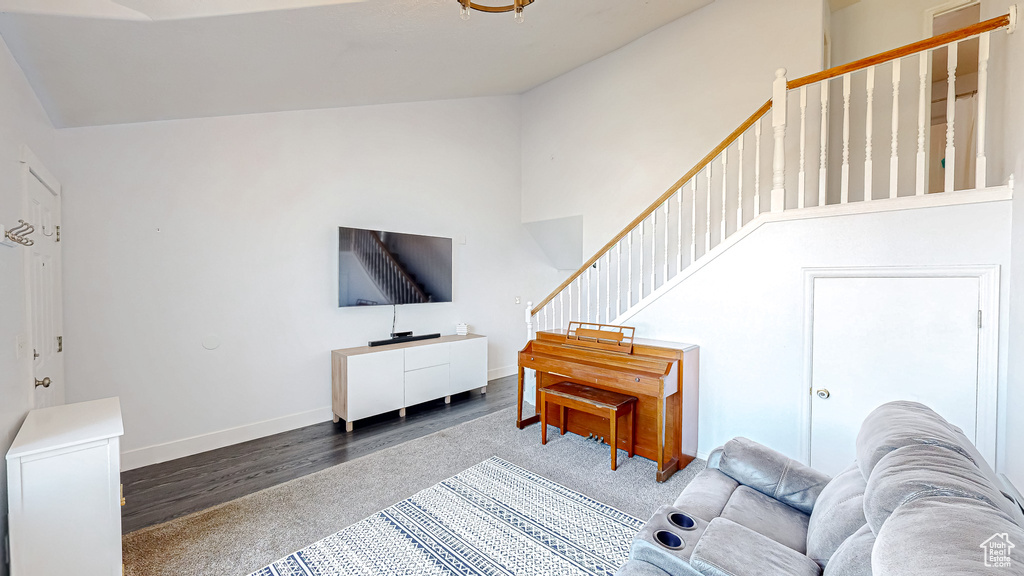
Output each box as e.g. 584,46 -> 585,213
525,10 -> 1017,338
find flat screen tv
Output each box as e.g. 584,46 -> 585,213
338,227 -> 453,307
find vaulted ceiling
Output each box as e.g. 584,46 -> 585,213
0,0 -> 713,127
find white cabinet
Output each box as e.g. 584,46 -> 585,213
332,334 -> 487,431
6,397 -> 124,576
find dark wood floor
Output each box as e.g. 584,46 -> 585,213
120,375 -> 518,534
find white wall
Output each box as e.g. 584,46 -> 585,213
830,0 -> 957,65
985,0 -> 1024,490
0,33 -> 57,576
55,97 -> 555,469
623,201 -> 1013,464
520,0 -> 824,259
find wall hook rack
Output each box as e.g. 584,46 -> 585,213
4,220 -> 36,246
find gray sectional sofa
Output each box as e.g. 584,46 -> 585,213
618,401 -> 1024,575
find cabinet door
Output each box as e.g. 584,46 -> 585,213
11,440 -> 119,575
450,337 -> 487,395
347,349 -> 404,420
405,365 -> 450,406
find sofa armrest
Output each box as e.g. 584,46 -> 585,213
690,518 -> 821,576
718,437 -> 830,514
705,447 -> 724,469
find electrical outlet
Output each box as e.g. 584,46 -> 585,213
515,296 -> 521,305
15,334 -> 26,359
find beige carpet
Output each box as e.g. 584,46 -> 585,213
122,406 -> 704,576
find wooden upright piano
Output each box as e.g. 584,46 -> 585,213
517,323 -> 699,482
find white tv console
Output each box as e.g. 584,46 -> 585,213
331,334 -> 487,431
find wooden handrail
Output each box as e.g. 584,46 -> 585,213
788,13 -> 1011,90
531,98 -> 772,316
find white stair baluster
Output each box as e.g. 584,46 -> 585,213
663,202 -> 669,286
841,73 -> 851,204
560,290 -> 565,329
945,41 -> 958,193
720,153 -> 728,242
819,81 -> 829,207
771,68 -> 788,213
616,240 -> 622,317
595,262 -> 601,323
690,179 -> 697,262
737,131 -> 745,229
705,166 -> 712,253
576,277 -> 581,321
754,120 -> 762,216
587,267 -> 592,323
639,219 -> 645,298
606,251 -> 611,322
627,230 -> 633,308
976,32 -> 990,190
677,187 -> 684,272
917,51 -> 928,196
650,210 -> 656,292
890,59 -> 901,199
865,65 -> 875,202
798,86 -> 807,208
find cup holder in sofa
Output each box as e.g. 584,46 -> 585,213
654,530 -> 684,550
668,512 -> 696,531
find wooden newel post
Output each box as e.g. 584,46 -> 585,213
771,67 -> 788,213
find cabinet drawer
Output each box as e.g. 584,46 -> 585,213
405,364 -> 450,406
405,343 -> 450,371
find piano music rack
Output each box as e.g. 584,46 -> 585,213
564,322 -> 635,355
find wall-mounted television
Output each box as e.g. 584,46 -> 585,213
338,227 -> 453,307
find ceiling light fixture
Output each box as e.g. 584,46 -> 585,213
458,0 -> 535,23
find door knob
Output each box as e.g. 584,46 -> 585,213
816,389 -> 830,399
34,377 -> 51,388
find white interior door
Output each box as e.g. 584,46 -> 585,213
25,161 -> 64,409
809,275 -> 981,476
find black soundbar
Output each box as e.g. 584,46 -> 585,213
368,333 -> 442,347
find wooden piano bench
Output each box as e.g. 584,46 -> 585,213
539,381 -> 638,471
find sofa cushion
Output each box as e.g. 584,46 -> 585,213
806,462 -> 867,567
718,437 -> 831,514
863,443 -> 1017,534
873,496 -> 1024,575
673,468 -> 740,522
690,518 -> 822,576
856,401 -> 981,478
822,524 -> 874,576
721,485 -> 810,553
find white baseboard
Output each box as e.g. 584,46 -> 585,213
120,406 -> 334,471
123,369 -> 517,471
488,365 -> 516,380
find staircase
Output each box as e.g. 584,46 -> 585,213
350,228 -> 430,305
525,11 -> 1017,337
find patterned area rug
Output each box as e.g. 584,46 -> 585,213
250,456 -> 643,576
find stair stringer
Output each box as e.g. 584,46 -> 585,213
613,186 -> 1012,326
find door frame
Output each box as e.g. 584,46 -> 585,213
800,265 -> 999,466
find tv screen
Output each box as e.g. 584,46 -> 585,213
338,227 -> 453,307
